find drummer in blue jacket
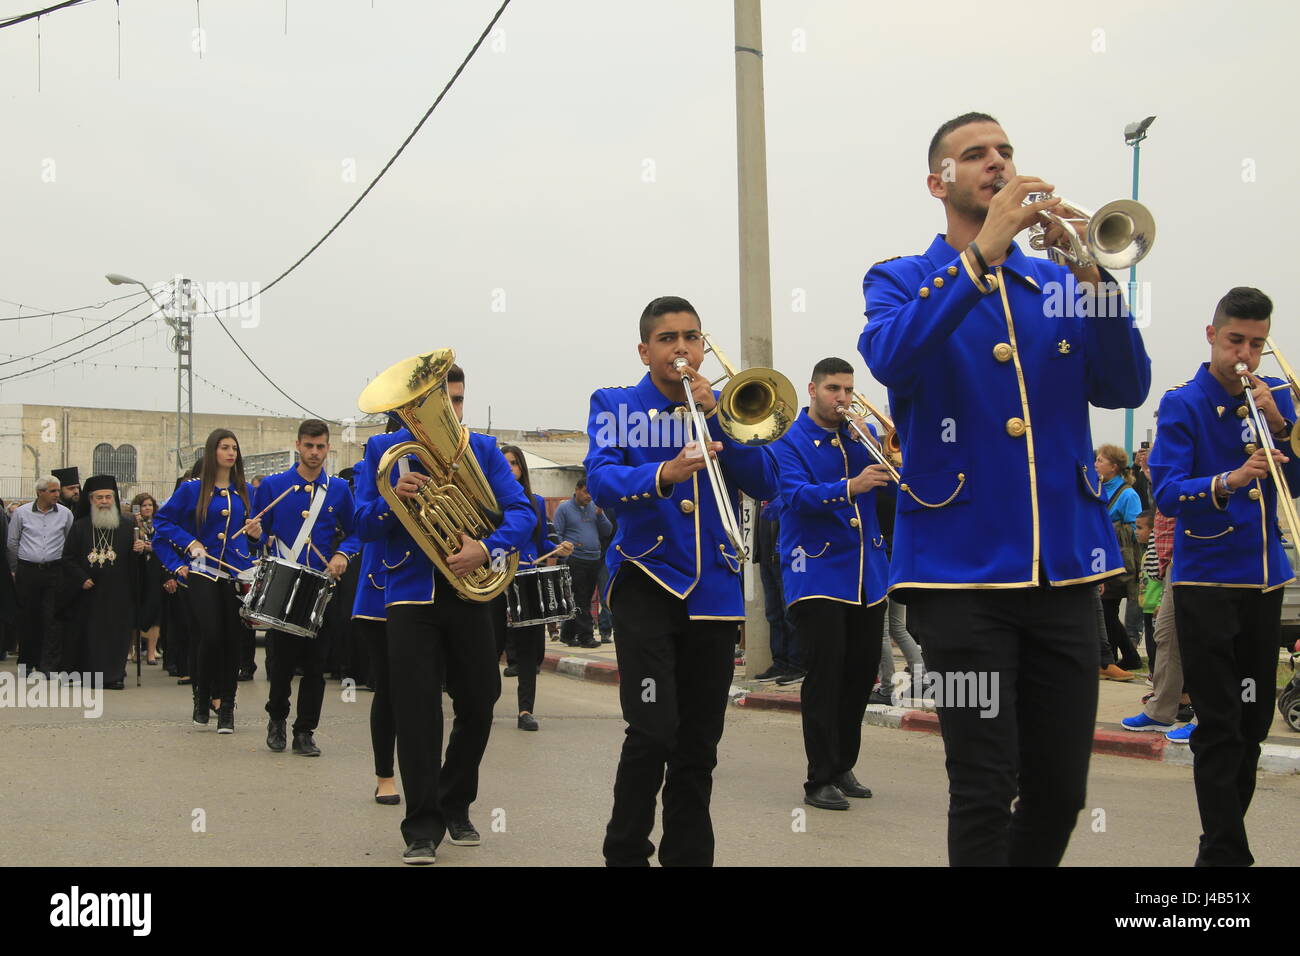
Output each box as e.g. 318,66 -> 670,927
768,357 -> 893,812
155,428 -> 261,734
253,419 -> 358,758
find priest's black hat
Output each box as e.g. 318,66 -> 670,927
52,466 -> 80,488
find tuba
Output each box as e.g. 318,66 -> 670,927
357,348 -> 518,602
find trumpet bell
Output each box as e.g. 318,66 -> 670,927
718,367 -> 799,446
1087,199 -> 1156,270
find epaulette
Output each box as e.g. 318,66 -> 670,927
1164,380 -> 1192,393
873,255 -> 902,266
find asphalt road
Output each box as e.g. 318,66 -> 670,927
2,657 -> 1297,867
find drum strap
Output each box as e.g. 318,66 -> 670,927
279,478 -> 329,567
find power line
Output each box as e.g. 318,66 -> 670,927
193,0 -> 514,320
0,0 -> 92,30
0,298 -> 164,382
192,282 -> 333,422
0,292 -> 165,367
0,289 -> 148,321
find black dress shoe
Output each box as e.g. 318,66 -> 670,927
292,731 -> 321,756
267,718 -> 287,752
804,783 -> 850,811
374,788 -> 401,806
600,635 -> 613,644
402,840 -> 436,865
834,771 -> 873,798
517,712 -> 539,731
503,663 -> 519,677
446,818 -> 481,846
578,639 -> 600,649
1176,703 -> 1195,723
104,681 -> 125,690
237,668 -> 254,682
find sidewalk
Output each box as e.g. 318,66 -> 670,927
538,640 -> 1300,775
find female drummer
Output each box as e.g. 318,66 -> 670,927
495,445 -> 570,731
155,429 -> 261,733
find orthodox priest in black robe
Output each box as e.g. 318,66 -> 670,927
62,475 -> 137,689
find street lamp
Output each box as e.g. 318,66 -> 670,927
1122,116 -> 1155,458
106,272 -> 193,473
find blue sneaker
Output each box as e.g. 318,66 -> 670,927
1122,712 -> 1174,732
1166,721 -> 1197,743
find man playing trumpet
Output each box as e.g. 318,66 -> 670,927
859,112 -> 1152,866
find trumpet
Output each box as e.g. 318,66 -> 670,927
1236,360 -> 1300,549
995,180 -> 1156,270
835,395 -> 900,484
674,334 -> 798,561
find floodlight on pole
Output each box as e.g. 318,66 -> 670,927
1122,116 -> 1155,457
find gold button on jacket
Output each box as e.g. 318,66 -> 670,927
1249,488 -> 1262,500
993,342 -> 1013,363
679,499 -> 695,514
849,517 -> 860,528
1005,417 -> 1026,438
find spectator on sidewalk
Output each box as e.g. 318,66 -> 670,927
8,475 -> 74,675
1097,444 -> 1144,671
554,477 -> 611,649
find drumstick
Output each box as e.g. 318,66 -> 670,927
189,552 -> 247,575
308,540 -> 332,569
231,485 -> 299,539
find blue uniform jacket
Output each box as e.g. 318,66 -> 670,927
353,427 -> 535,606
1150,363 -> 1300,591
347,456 -> 387,621
858,235 -> 1151,592
584,372 -> 779,619
155,478 -> 256,579
768,409 -> 889,608
253,466 -> 358,572
518,493 -> 556,566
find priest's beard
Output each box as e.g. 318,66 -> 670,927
91,506 -> 121,531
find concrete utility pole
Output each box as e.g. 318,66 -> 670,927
734,0 -> 773,678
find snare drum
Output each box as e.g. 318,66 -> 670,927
505,564 -> 576,628
240,556 -> 336,638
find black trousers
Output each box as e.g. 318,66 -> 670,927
491,595 -> 544,714
357,618 -> 396,778
1173,585 -> 1281,867
265,627 -> 327,733
560,557 -> 601,644
792,596 -> 885,791
187,575 -> 244,703
387,593 -> 500,846
906,584 -> 1098,866
1102,597 -> 1143,669
15,561 -> 63,672
602,565 -> 736,867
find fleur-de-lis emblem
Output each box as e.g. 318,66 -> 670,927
1057,339 -> 1071,355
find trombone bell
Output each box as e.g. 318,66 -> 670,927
718,367 -> 799,446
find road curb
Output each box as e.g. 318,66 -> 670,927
541,652 -> 619,685
542,655 -> 1300,775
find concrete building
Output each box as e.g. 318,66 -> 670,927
0,402 -> 588,504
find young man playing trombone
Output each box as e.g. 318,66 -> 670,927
1148,287 -> 1299,866
767,357 -> 893,811
859,112 -> 1151,866
584,295 -> 778,867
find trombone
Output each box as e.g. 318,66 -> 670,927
674,334 -> 797,561
835,393 -> 900,484
1236,360 -> 1300,549
995,180 -> 1156,270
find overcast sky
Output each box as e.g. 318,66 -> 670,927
2,0 -> 1296,448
